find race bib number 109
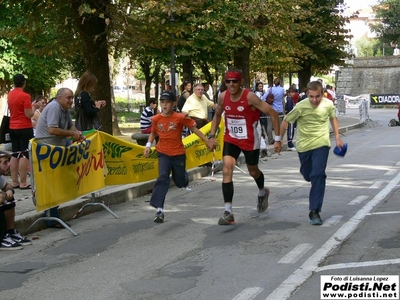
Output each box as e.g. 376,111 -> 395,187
227,118 -> 248,140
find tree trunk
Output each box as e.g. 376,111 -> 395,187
266,69 -> 274,87
200,63 -> 213,85
233,46 -> 251,88
140,60 -> 161,104
181,58 -> 193,86
297,63 -> 312,92
71,0 -> 116,135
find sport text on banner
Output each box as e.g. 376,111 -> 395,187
31,131 -> 105,211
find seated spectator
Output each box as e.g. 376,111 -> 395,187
181,83 -> 217,129
0,151 -> 31,250
140,98 -> 158,134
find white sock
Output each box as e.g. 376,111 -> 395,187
157,208 -> 163,213
225,203 -> 232,213
258,188 -> 266,197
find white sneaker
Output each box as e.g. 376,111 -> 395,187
287,147 -> 296,151
0,234 -> 23,251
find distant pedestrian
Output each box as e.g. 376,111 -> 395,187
208,68 -> 282,225
398,102 -> 400,124
280,81 -> 345,225
143,91 -> 214,223
254,81 -> 269,157
285,87 -> 296,151
261,77 -> 285,145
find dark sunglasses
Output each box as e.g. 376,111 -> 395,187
225,79 -> 239,84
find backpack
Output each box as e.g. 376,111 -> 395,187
388,119 -> 399,127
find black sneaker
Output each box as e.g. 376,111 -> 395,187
257,188 -> 270,213
218,211 -> 236,225
154,211 -> 164,223
8,229 -> 32,246
0,234 -> 23,251
309,211 -> 323,225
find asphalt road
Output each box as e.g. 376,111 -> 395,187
1,108 -> 399,300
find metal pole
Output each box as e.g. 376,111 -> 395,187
170,12 -> 176,96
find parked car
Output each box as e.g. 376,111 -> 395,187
113,85 -> 128,97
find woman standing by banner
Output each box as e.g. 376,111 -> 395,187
74,71 -> 106,131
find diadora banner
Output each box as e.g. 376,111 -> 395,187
30,121 -> 224,212
370,94 -> 400,105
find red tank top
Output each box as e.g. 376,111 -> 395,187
223,89 -> 261,151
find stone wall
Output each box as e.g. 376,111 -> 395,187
336,56 -> 400,96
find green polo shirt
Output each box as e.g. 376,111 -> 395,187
284,98 -> 336,153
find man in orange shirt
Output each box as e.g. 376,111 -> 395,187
7,74 -> 40,190
143,91 -> 215,223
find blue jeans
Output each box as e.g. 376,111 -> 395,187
298,146 -> 329,212
149,153 -> 188,209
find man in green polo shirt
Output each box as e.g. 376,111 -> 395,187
280,81 -> 345,225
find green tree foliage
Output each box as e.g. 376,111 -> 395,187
0,1 -> 117,133
294,0 -> 352,90
0,2 -> 70,97
355,36 -> 385,57
1,0 -> 354,133
371,0 -> 400,47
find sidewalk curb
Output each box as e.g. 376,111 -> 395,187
16,166 -> 211,235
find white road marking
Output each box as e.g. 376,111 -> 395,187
369,180 -> 384,189
367,210 -> 400,215
265,172 -> 400,300
321,215 -> 342,227
316,258 -> 400,272
278,243 -> 313,264
384,169 -> 396,176
348,195 -> 369,205
232,287 -> 263,300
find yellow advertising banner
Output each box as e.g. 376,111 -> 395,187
101,120 -> 224,185
31,120 -> 224,211
31,131 -> 106,211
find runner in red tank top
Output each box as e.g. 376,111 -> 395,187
209,68 -> 282,225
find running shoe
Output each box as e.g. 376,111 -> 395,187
309,211 -> 323,225
218,211 -> 236,225
154,211 -> 164,223
8,229 -> 32,246
0,234 -> 23,251
257,188 -> 270,213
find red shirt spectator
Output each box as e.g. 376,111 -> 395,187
8,88 -> 33,129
